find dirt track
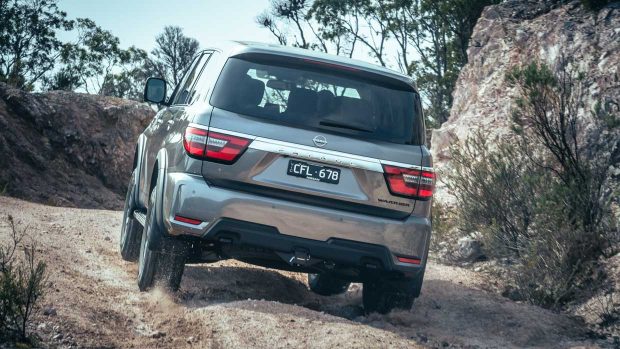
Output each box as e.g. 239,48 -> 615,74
0,197 -> 597,348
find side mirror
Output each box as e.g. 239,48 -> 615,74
144,77 -> 167,104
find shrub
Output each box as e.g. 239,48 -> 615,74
445,60 -> 618,308
0,215 -> 48,343
446,133 -> 548,259
429,200 -> 460,258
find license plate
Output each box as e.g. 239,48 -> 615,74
287,160 -> 341,184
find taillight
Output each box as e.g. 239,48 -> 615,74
183,127 -> 251,164
183,127 -> 208,157
382,165 -> 434,200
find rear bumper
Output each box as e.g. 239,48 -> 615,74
162,173 -> 431,271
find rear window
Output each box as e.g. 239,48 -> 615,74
210,56 -> 423,145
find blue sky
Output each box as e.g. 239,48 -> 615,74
57,0 -> 276,52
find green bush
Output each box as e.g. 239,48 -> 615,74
446,134 -> 548,259
0,215 -> 48,343
447,133 -> 610,307
446,60 -> 618,309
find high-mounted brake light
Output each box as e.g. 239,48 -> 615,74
302,58 -> 359,72
383,165 -> 434,200
183,127 -> 252,164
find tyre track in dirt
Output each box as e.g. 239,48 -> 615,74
0,197 -> 596,348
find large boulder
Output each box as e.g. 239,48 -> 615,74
0,83 -> 154,209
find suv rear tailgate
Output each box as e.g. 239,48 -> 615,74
199,109 -> 423,219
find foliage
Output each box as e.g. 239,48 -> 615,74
0,1 -> 202,100
0,0 -> 74,90
506,61 -> 611,233
580,0 -> 613,11
446,133 -> 547,258
257,0 -> 500,127
257,0 -> 329,52
98,46 -> 150,100
45,19 -> 149,98
147,26 -> 200,89
0,215 -> 48,343
446,61 -> 618,309
429,200 -> 459,256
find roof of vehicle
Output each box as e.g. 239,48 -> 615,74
204,41 -> 417,91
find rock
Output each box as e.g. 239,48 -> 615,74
150,330 -> 166,339
430,1 -> 620,212
104,236 -> 111,242
457,236 -> 484,262
502,286 -> 524,302
37,322 -> 47,330
0,83 -> 154,209
43,306 -> 57,316
186,336 -> 195,343
53,333 -> 64,340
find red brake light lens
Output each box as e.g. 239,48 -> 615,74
397,256 -> 422,265
382,165 -> 434,200
205,132 -> 251,163
174,215 -> 202,225
183,127 -> 251,164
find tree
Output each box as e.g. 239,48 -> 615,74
147,26 -> 199,89
99,47 -> 149,100
257,0 -> 500,128
0,0 -> 74,90
257,0 -> 330,52
45,19 -> 149,99
382,0 -> 499,126
311,0 -> 391,62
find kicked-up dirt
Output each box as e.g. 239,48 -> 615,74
0,197 -> 600,348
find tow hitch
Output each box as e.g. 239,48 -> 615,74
276,248 -> 321,267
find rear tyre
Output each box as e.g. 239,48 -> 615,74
308,273 -> 350,296
120,170 -> 142,261
362,277 -> 417,314
137,188 -> 186,292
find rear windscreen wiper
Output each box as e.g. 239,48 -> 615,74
319,120 -> 373,133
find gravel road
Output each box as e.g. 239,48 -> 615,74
0,197 -> 596,348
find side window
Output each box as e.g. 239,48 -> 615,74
169,55 -> 200,104
188,52 -> 216,104
414,93 -> 425,144
172,53 -> 210,105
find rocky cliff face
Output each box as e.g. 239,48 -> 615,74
0,83 -> 154,209
431,0 -> 619,205
432,0 -> 619,158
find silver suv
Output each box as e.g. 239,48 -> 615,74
119,41 -> 433,314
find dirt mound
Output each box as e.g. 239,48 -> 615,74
0,197 -> 602,348
0,83 -> 154,209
